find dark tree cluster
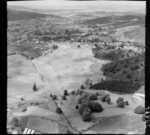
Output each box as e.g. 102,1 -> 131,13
78,96 -> 103,122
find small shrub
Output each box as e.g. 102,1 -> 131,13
52,95 -> 57,100
81,110 -> 92,122
64,90 -> 68,96
33,82 -> 37,91
62,95 -> 67,100
56,107 -> 62,114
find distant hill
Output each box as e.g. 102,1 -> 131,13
7,9 -> 60,21
82,15 -> 145,25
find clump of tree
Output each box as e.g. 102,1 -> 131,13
79,99 -> 103,115
134,105 -> 145,114
81,110 -> 92,122
90,80 -> 141,94
116,97 -> 124,104
33,82 -> 37,91
101,94 -> 110,102
117,101 -> 126,108
56,107 -> 62,114
116,97 -> 128,108
52,95 -> 57,100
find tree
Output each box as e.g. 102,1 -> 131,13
52,95 -> 57,100
56,107 -> 62,114
64,89 -> 68,96
125,100 -> 129,106
62,95 -> 67,100
81,85 -> 84,89
75,105 -> 79,109
33,82 -> 37,91
116,97 -> 124,104
81,110 -> 92,122
88,102 -> 103,113
117,101 -> 125,108
96,92 -> 99,96
134,105 -> 145,114
89,95 -> 98,101
105,96 -> 111,104
101,94 -> 110,102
